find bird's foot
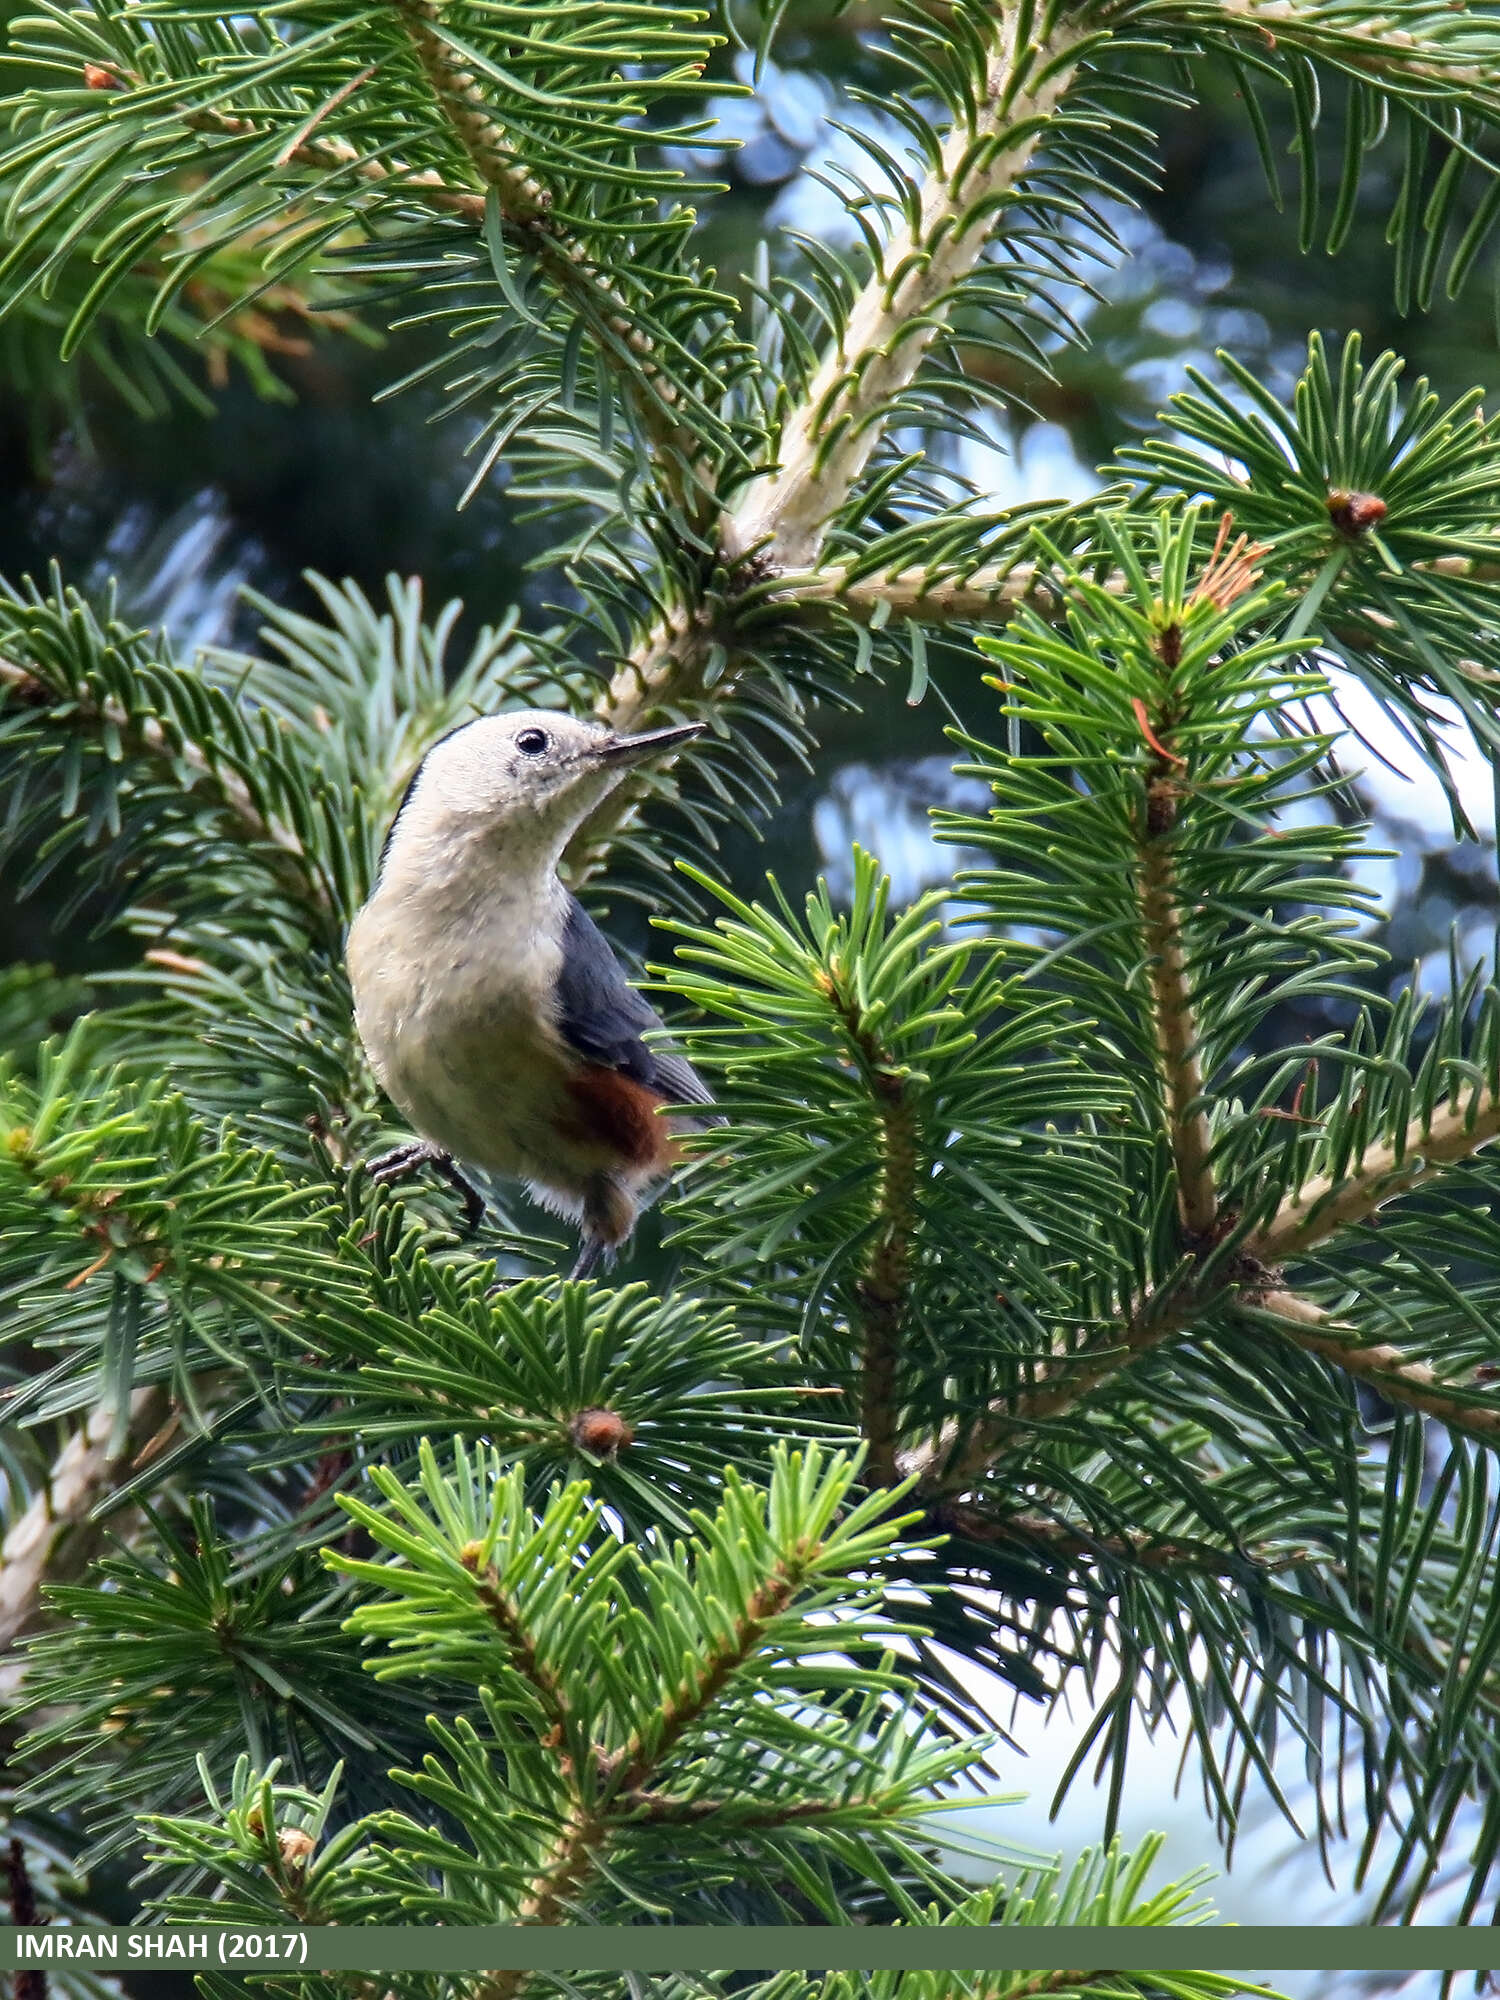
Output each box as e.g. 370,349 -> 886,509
366,1141 -> 487,1236
568,1235 -> 617,1283
570,1173 -> 632,1281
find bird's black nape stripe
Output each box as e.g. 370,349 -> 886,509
376,716 -> 491,871
378,758 -> 427,873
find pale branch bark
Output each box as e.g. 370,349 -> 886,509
0,1385 -> 171,1672
1246,1288 -> 1500,1445
903,1284 -> 1202,1498
757,545 -> 1495,630
1138,778 -> 1218,1240
1252,1088 -> 1500,1265
0,651 -> 334,924
857,1067 -> 920,1488
765,559 -> 1077,625
722,9 -> 1088,569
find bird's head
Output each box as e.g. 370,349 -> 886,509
380,709 -> 705,878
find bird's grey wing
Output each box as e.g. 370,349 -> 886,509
556,895 -> 715,1112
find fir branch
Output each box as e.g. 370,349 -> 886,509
78,58 -> 489,219
771,548 -> 1500,632
1137,762 -> 1217,1239
603,1556 -> 806,1797
179,100 -> 486,220
913,1259 -> 1500,1502
722,5 -> 1090,569
388,0 -> 552,217
817,973 -> 924,1488
565,602 -> 717,882
1246,1287 -> 1500,1445
770,559 -> 1075,626
1195,0 -> 1495,97
568,0 -> 1094,869
0,651 -> 333,926
1252,1088 -> 1500,1264
857,1059 -> 920,1489
460,1548 -> 574,1747
476,1800 -> 603,1994
909,1283 -> 1200,1497
0,1385 -> 169,1658
929,1502 -> 1312,1579
613,1789 -> 894,1824
388,0 -> 704,491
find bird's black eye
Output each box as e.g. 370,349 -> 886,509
516,728 -> 548,756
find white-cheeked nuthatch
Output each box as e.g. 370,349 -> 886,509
346,711 -> 712,1277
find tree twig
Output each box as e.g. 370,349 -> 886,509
0,652 -> 334,926
472,1551 -> 815,1999
1137,766 -> 1217,1239
461,1549 -> 574,1746
387,0 -> 704,492
1245,1287 -> 1500,1445
903,1282 -> 1202,1497
721,6 -> 1088,569
7,1838 -> 46,2000
929,1501 -> 1313,1579
1252,1089 -> 1500,1265
857,1064 -> 920,1488
0,1385 -> 171,1662
764,559 -> 1081,626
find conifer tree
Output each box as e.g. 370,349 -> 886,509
4,0 -> 1500,1986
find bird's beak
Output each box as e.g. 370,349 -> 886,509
594,721 -> 707,766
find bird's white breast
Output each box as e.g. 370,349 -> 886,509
346,856 -> 577,1180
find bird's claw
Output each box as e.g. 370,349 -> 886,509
368,1139 -> 438,1184
568,1236 -> 615,1282
365,1142 -> 488,1236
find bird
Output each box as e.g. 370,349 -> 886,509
345,709 -> 714,1278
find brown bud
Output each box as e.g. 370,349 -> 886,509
82,63 -> 120,88
278,1828 -> 315,1865
1327,490 -> 1387,537
570,1407 -> 634,1457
